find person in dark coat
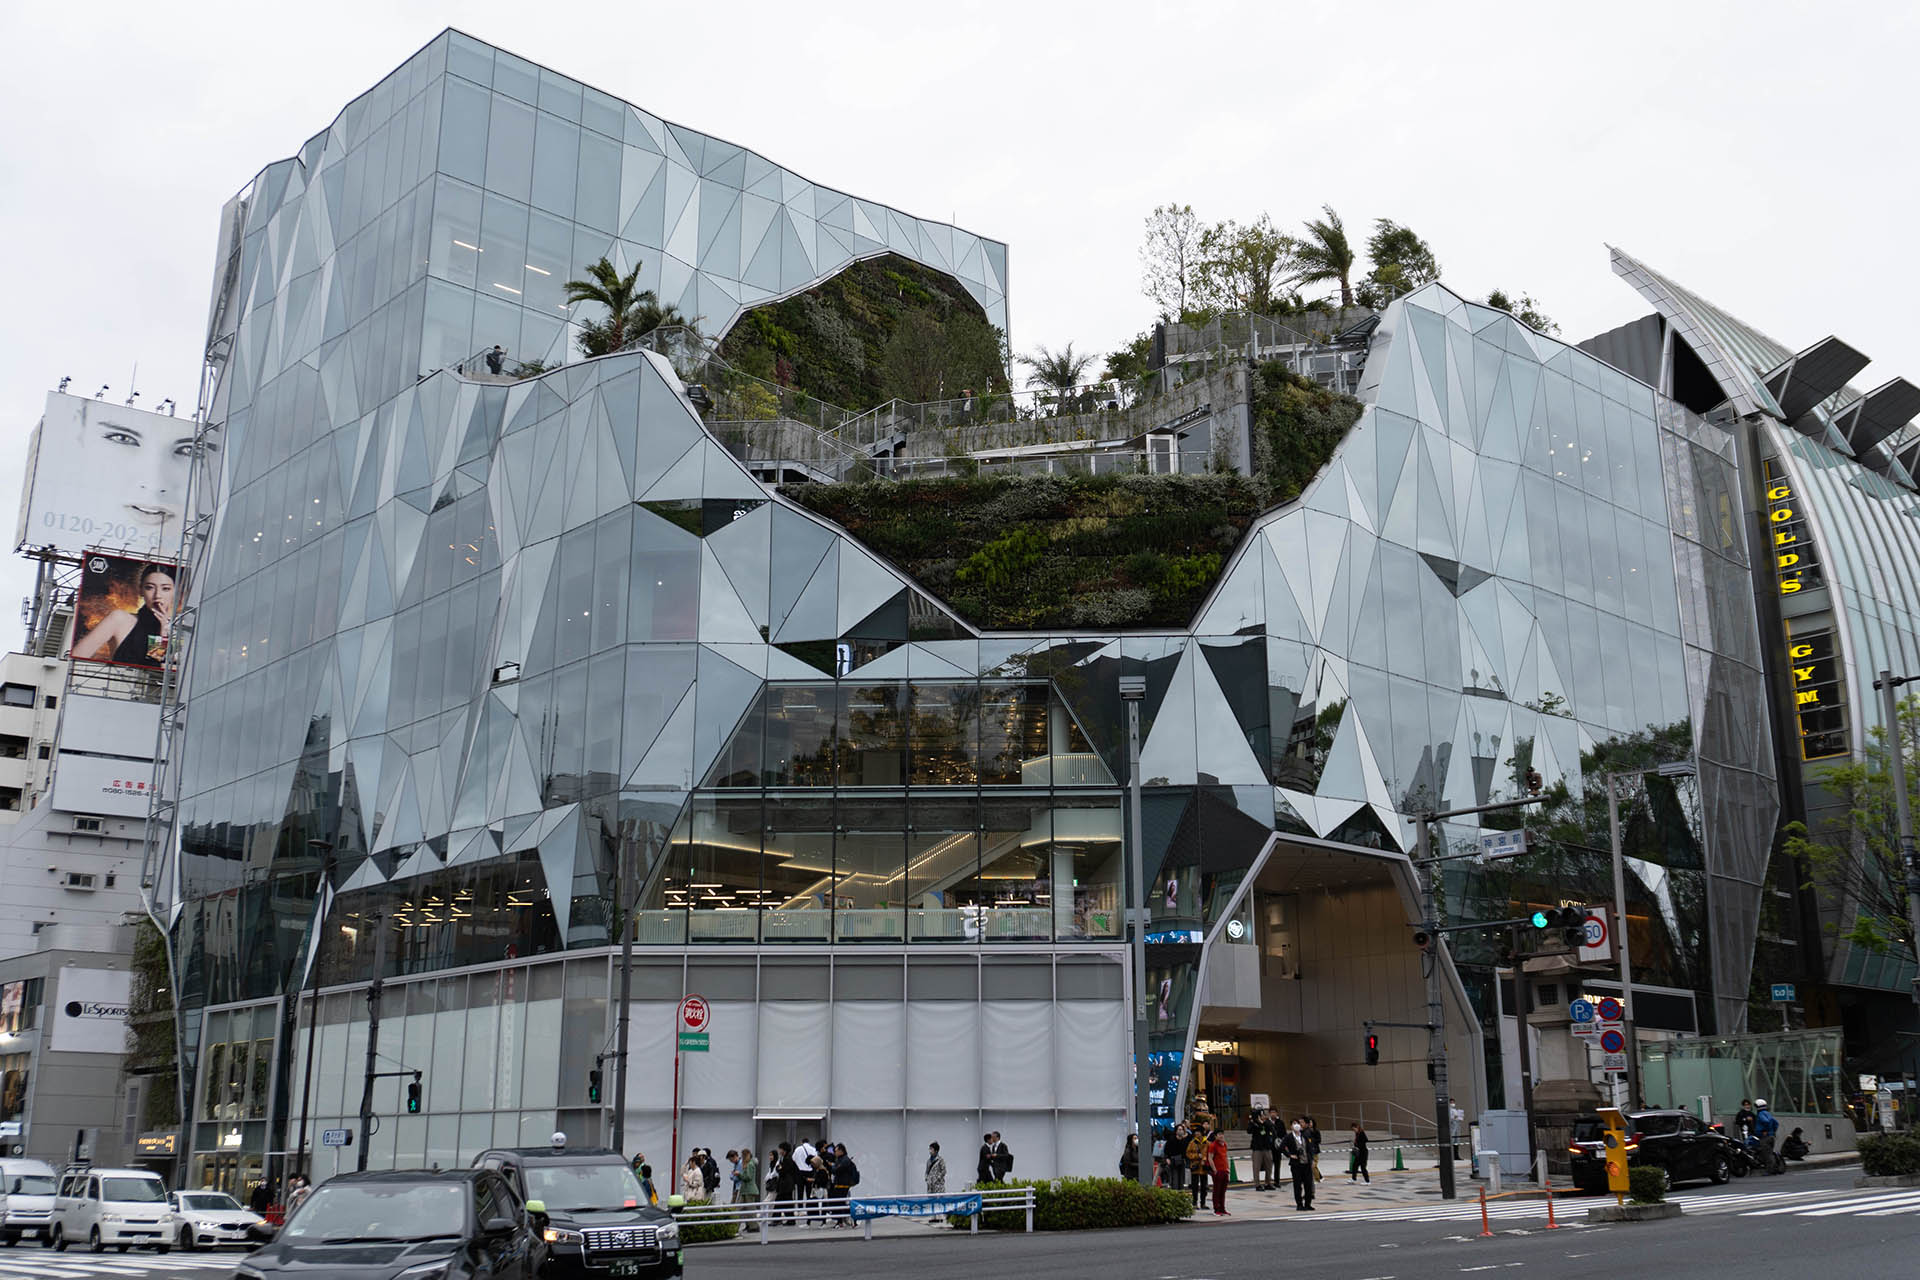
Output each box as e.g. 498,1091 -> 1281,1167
1349,1123 -> 1370,1182
977,1133 -> 996,1184
1281,1121 -> 1314,1210
829,1145 -> 859,1225
1162,1124 -> 1189,1191
249,1179 -> 274,1213
1248,1109 -> 1278,1190
990,1133 -> 1013,1182
1119,1134 -> 1140,1181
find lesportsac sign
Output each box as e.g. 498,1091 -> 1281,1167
48,968 -> 134,1055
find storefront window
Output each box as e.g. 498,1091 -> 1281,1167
833,799 -> 906,942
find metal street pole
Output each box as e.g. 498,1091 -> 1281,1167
1121,676 -> 1152,1188
1415,813 -> 1455,1200
1876,671 -> 1920,1003
355,911 -> 388,1173
611,824 -> 636,1153
1607,775 -> 1638,1109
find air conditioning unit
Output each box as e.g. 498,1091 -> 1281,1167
63,871 -> 98,891
72,816 -> 103,833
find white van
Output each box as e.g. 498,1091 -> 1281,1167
51,1166 -> 173,1254
0,1158 -> 58,1245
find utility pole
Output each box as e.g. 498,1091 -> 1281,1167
1607,774 -> 1637,1109
1414,814 -> 1455,1200
611,823 -> 637,1153
355,912 -> 388,1173
1876,671 -> 1920,1004
1121,675 -> 1152,1187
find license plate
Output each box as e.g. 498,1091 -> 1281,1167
609,1262 -> 641,1277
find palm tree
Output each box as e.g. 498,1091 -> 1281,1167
563,256 -> 692,357
1292,205 -> 1357,309
1020,342 -> 1097,414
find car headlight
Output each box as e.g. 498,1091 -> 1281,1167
543,1226 -> 584,1244
395,1262 -> 452,1280
100,1213 -> 122,1223
656,1220 -> 680,1245
236,1268 -> 267,1280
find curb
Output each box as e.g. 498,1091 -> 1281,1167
1588,1202 -> 1683,1223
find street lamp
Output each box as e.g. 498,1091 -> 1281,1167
1606,760 -> 1695,1110
1119,675 -> 1151,1187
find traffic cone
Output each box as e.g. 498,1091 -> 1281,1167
1393,1147 -> 1405,1171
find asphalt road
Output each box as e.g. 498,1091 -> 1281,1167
4,1166 -> 1911,1280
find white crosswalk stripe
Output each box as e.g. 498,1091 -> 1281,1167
1304,1185 -> 1920,1225
0,1250 -> 241,1278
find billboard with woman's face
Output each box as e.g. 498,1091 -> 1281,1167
14,392 -> 205,557
70,552 -> 187,670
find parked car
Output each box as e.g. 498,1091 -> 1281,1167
1569,1109 -> 1737,1191
235,1168 -> 542,1280
473,1144 -> 681,1279
0,1158 -> 58,1246
50,1165 -> 173,1253
170,1188 -> 264,1250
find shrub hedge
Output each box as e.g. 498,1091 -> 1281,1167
949,1177 -> 1196,1231
1858,1132 -> 1920,1177
676,1199 -> 742,1243
1627,1165 -> 1668,1204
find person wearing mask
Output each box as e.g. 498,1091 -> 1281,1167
1281,1120 -> 1315,1210
1349,1123 -> 1370,1182
1206,1130 -> 1231,1216
829,1145 -> 860,1226
1119,1134 -> 1141,1181
1248,1108 -> 1277,1191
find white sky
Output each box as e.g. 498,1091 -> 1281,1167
3,0 -> 1916,647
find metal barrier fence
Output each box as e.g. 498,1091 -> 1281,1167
675,1186 -> 1037,1243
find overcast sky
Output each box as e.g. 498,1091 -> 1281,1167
3,0 -> 1915,647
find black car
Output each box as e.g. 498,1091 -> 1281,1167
473,1146 -> 681,1279
1569,1109 -> 1737,1191
236,1168 -> 543,1280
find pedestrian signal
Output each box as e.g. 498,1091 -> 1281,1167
588,1067 -> 603,1105
406,1071 -> 422,1114
1365,1033 -> 1379,1066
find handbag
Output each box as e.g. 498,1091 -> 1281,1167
1313,1158 -> 1322,1182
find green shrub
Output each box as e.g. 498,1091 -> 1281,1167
1626,1165 -> 1668,1204
1858,1132 -> 1920,1177
676,1199 -> 741,1243
949,1178 -> 1195,1231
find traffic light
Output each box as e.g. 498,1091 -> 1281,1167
1524,767 -> 1543,795
1365,1033 -> 1380,1066
1530,906 -> 1584,947
406,1072 -> 422,1114
588,1067 -> 603,1105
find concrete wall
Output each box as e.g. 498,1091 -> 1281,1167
1217,882 -> 1480,1135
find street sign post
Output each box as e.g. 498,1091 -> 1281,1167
671,995 -> 710,1195
1770,983 -> 1796,1002
677,1032 -> 709,1051
320,1128 -> 351,1147
1577,912 -> 1614,963
1570,998 -> 1598,1039
1596,996 -> 1623,1023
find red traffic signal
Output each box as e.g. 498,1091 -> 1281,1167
1365,1033 -> 1380,1066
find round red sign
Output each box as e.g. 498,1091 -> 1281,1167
679,995 -> 710,1032
1597,996 -> 1623,1021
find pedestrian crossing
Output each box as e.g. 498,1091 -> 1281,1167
0,1249 -> 240,1279
1299,1185 -> 1920,1226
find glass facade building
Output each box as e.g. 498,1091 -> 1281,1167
164,32 -> 1796,1193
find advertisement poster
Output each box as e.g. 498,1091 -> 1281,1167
69,552 -> 186,671
49,753 -> 155,819
48,967 -> 133,1056
15,392 -> 199,557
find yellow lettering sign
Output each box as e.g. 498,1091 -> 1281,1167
1794,665 -> 1816,682
1789,644 -> 1814,659
1768,485 -> 1792,501
1770,508 -> 1794,523
1781,579 -> 1802,594
1796,690 -> 1820,706
1775,530 -> 1797,546
1778,553 -> 1800,568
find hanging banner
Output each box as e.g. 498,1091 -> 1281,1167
69,552 -> 187,671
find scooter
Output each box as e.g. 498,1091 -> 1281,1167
1709,1124 -> 1762,1178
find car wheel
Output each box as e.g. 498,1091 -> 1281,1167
1,1231 -> 13,1246
88,1226 -> 104,1254
49,1225 -> 65,1251
116,1242 -> 130,1253
180,1227 -> 197,1251
1710,1154 -> 1730,1185
155,1243 -> 170,1255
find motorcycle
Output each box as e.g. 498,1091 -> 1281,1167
1709,1124 -> 1763,1178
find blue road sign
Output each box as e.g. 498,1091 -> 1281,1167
1569,998 -> 1595,1024
1770,983 -> 1796,1002
321,1128 -> 351,1147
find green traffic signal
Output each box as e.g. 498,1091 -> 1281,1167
1530,910 -> 1550,928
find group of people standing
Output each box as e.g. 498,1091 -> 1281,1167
1153,1110 -> 1369,1212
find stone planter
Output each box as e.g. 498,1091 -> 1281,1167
1587,1201 -> 1683,1223
1853,1173 -> 1920,1188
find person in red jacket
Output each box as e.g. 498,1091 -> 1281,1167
1207,1130 -> 1231,1216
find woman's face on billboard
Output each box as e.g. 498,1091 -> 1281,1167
76,403 -> 201,532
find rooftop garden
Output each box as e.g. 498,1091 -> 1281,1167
783,363 -> 1363,629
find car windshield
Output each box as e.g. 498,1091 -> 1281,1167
1634,1115 -> 1680,1135
10,1176 -> 54,1195
101,1178 -> 166,1203
523,1163 -> 646,1212
283,1182 -> 467,1242
181,1192 -> 243,1211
